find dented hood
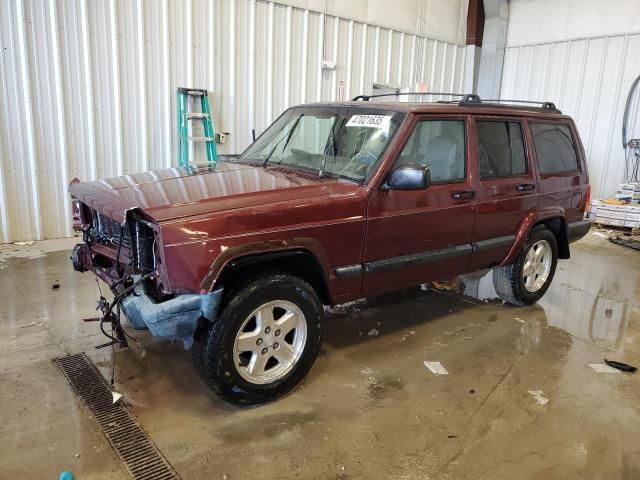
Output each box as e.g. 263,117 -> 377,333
69,161 -> 350,223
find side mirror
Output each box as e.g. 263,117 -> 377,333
384,164 -> 432,190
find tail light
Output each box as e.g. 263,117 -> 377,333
584,184 -> 591,215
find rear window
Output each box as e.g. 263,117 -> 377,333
530,123 -> 579,174
476,120 -> 527,178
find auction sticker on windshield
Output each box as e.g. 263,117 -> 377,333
346,114 -> 391,131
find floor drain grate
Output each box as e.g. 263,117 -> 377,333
56,353 -> 180,480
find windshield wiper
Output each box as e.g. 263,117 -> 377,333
320,118 -> 346,177
262,115 -> 304,167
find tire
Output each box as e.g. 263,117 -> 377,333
193,271 -> 323,407
493,225 -> 558,306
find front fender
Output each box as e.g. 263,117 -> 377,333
198,238 -> 333,292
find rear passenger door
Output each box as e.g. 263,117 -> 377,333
469,117 -> 538,270
529,121 -> 586,225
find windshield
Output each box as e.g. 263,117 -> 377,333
239,107 -> 405,183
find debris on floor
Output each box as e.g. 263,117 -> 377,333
514,317 -> 526,323
401,330 -> 416,341
112,391 -> 123,404
604,359 -> 637,372
423,361 -> 449,375
52,281 -> 61,290
527,390 -> 549,405
20,320 -> 43,328
59,471 -> 74,480
609,236 -> 640,251
367,328 -> 379,337
588,363 -> 621,373
431,280 -> 457,291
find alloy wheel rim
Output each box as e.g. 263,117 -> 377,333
522,239 -> 552,293
233,300 -> 307,385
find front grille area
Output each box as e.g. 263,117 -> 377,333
83,205 -> 156,273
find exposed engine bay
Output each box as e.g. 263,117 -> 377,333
71,200 -> 222,350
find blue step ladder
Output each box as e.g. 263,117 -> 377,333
177,88 -> 219,168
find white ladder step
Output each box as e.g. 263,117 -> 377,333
186,112 -> 210,119
188,136 -> 213,142
189,160 -> 215,167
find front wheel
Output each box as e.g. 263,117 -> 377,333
193,272 -> 323,406
493,225 -> 558,306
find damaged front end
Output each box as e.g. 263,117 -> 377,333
70,199 -> 221,348
121,283 -> 222,348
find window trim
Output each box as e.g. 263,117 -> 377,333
474,118 -> 530,180
392,117 -> 468,186
528,120 -> 581,175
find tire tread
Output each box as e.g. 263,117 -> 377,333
192,270 -> 322,406
493,224 -> 556,306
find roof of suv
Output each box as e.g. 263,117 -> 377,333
305,100 -> 572,120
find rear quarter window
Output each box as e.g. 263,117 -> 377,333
530,123 -> 579,174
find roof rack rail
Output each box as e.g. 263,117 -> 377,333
482,99 -> 561,112
351,92 -> 561,113
352,92 -> 479,105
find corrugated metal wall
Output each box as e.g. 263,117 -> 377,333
0,0 -> 466,243
501,33 -> 640,199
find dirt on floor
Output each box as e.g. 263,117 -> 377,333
0,233 -> 639,480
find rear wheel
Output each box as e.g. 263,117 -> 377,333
192,272 -> 323,406
493,225 -> 558,306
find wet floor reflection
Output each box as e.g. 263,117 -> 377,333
539,239 -> 639,351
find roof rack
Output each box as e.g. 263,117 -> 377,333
352,92 -> 481,105
351,92 -> 561,113
482,99 -> 560,112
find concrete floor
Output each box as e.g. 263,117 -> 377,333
1,233 -> 639,480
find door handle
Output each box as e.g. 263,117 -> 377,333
516,183 -> 536,192
452,190 -> 476,200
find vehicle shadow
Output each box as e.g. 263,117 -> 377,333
322,286 -> 481,350
110,285 -> 486,411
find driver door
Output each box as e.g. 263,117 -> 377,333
362,115 -> 477,295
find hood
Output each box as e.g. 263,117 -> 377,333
69,161 -> 359,223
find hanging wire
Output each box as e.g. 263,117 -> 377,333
622,73 -> 640,183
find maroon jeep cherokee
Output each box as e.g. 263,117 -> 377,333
70,95 -> 591,406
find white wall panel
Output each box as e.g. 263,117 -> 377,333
0,0 -> 465,243
501,33 -> 640,199
506,0 -> 640,47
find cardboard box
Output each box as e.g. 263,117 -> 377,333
589,199 -> 640,226
617,182 -> 640,192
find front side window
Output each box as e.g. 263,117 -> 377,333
476,120 -> 527,178
395,119 -> 466,183
530,123 -> 579,174
239,107 -> 405,183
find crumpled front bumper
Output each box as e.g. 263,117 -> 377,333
121,285 -> 223,348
